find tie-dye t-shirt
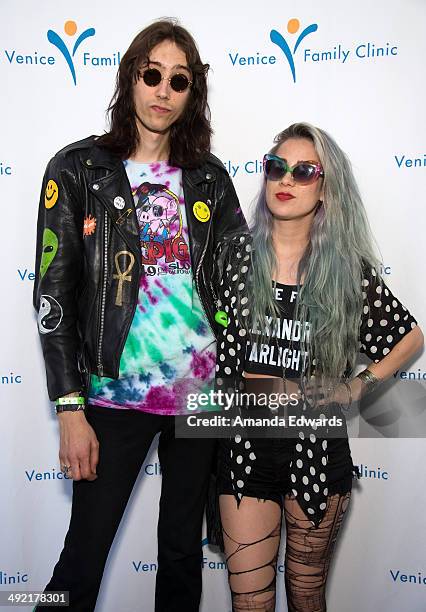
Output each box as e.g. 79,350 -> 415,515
88,160 -> 216,414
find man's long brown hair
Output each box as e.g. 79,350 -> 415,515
98,19 -> 212,168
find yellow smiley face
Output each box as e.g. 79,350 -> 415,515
193,201 -> 210,223
44,179 -> 59,209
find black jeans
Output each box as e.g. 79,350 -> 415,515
37,405 -> 216,612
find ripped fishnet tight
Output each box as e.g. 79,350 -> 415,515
219,492 -> 351,612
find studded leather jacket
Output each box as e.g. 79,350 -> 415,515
33,136 -> 247,400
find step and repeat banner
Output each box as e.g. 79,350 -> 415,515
1,1 -> 425,610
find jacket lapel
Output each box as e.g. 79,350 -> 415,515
84,146 -> 141,263
182,167 -> 216,274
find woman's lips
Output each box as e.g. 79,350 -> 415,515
275,192 -> 295,201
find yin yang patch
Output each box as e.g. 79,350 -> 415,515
37,295 -> 63,335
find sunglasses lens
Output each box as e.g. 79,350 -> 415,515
170,74 -> 190,92
264,158 -> 286,181
264,156 -> 323,184
292,163 -> 317,184
142,68 -> 162,87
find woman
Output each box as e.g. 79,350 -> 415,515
212,123 -> 423,612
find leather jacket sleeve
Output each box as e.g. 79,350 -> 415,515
33,153 -> 85,400
213,172 -> 248,244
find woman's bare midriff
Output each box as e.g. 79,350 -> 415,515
243,371 -> 301,396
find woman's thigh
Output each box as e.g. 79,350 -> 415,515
219,493 -> 282,609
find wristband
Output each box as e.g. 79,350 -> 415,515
56,396 -> 85,405
55,396 -> 85,414
356,369 -> 380,394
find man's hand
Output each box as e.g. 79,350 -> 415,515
58,411 -> 99,481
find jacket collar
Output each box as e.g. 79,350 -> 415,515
84,140 -> 122,171
84,140 -> 223,186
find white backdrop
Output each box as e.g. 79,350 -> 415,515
1,1 -> 425,610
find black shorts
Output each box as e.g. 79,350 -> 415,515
217,436 -> 356,509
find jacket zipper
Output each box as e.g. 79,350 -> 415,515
195,199 -> 216,335
97,209 -> 109,376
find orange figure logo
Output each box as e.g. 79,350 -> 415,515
83,215 -> 97,236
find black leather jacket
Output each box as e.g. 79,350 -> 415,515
33,136 -> 247,400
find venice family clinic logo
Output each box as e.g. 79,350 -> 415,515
47,20 -> 95,85
270,18 -> 318,82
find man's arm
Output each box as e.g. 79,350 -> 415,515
213,173 -> 248,242
34,152 -> 98,481
34,153 -> 85,399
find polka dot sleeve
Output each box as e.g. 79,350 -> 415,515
359,269 -> 418,362
214,240 -> 239,384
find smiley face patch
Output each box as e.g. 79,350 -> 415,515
193,201 -> 210,222
44,179 -> 59,209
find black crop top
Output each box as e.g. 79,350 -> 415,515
244,282 -> 306,377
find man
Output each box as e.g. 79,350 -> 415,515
34,19 -> 246,612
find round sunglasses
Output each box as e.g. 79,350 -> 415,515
263,154 -> 324,185
138,67 -> 192,93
